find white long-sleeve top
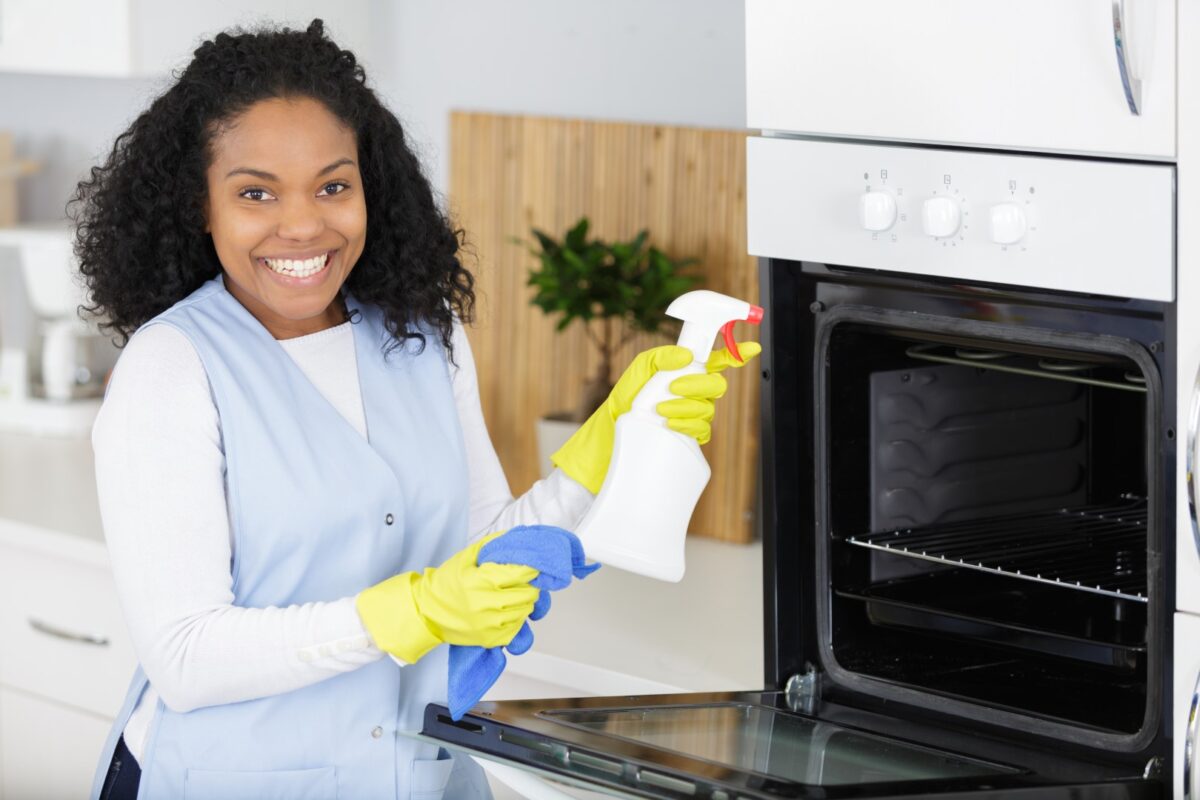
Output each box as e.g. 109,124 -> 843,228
92,317 -> 593,763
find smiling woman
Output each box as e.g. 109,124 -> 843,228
68,19 -> 538,800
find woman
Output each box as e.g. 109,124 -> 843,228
73,19 -> 758,800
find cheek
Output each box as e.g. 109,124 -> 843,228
332,196 -> 368,242
210,208 -> 270,251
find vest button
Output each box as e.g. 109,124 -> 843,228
371,726 -> 383,739
385,514 -> 394,525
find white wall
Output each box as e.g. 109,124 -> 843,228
373,0 -> 747,196
0,0 -> 746,220
0,72 -> 167,222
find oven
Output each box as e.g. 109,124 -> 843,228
415,3 -> 1197,797
750,134 -> 1173,767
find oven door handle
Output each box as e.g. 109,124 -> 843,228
1188,672 -> 1200,798
1111,0 -> 1143,115
1189,364 -> 1200,561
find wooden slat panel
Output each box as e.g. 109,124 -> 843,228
449,112 -> 758,543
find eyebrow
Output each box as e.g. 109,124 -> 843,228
225,157 -> 356,181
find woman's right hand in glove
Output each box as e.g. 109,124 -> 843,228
355,533 -> 540,664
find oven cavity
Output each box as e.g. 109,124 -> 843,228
824,323 -> 1152,737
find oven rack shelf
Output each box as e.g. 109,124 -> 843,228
904,343 -> 1148,394
845,499 -> 1148,603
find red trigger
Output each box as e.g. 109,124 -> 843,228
722,321 -> 741,362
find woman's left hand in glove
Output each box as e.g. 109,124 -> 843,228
551,342 -> 762,494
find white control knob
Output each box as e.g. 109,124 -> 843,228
921,196 -> 960,237
921,196 -> 961,238
989,203 -> 1027,245
859,191 -> 897,232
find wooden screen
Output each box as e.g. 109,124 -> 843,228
448,112 -> 758,543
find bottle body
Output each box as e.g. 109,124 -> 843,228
574,409 -> 711,582
572,289 -> 762,582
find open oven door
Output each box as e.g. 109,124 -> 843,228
416,690 -> 1158,799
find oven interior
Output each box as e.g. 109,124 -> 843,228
824,322 -> 1152,736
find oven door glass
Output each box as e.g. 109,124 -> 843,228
419,691 -> 1156,798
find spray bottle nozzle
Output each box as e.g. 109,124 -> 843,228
720,304 -> 764,362
667,292 -> 764,365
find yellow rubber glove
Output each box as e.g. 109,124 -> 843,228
552,341 -> 762,494
355,532 -> 540,664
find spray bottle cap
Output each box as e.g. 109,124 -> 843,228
666,290 -> 764,365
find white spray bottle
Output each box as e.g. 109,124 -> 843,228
574,290 -> 764,582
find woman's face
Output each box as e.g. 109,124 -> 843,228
204,96 -> 367,339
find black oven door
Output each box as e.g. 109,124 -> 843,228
417,690 -> 1157,798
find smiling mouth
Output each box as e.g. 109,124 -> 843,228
258,250 -> 334,278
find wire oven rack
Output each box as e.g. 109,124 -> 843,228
845,499 -> 1148,603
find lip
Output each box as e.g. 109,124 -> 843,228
257,248 -> 336,262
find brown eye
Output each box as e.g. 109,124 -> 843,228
239,188 -> 273,202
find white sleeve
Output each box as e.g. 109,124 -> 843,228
449,323 -> 594,540
92,325 -> 382,714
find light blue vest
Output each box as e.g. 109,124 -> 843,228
90,277 -> 490,800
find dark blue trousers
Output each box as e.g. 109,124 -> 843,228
98,736 -> 141,800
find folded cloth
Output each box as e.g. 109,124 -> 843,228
448,525 -> 599,720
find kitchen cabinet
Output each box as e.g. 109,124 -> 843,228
0,431 -> 135,799
746,0 -> 1176,159
0,687 -> 112,800
0,0 -> 373,78
0,540 -> 136,720
0,528 -> 135,798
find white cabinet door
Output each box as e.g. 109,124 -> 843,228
746,0 -> 1175,159
0,544 -> 137,719
0,688 -> 111,800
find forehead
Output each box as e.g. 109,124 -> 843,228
208,97 -> 357,172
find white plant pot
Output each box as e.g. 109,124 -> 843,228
535,414 -> 580,479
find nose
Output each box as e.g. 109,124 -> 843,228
276,195 -> 325,241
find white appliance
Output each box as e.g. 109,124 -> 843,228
0,224 -> 118,436
745,1 -> 1194,796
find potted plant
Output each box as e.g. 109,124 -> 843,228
520,217 -> 700,476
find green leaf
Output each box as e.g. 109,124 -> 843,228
565,217 -> 590,251
531,229 -> 558,254
518,216 -> 700,345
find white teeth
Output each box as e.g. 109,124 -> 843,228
263,252 -> 330,277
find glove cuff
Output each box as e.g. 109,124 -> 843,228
550,411 -> 615,495
355,572 -> 443,664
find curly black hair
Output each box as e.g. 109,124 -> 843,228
69,18 -> 473,359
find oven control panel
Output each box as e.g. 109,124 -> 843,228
747,136 -> 1174,301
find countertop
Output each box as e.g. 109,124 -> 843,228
0,429 -> 765,697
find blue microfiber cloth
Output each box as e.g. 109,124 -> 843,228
447,525 -> 599,720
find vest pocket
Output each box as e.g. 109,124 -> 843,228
184,765 -> 337,799
410,754 -> 455,799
